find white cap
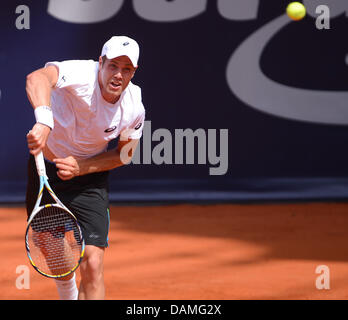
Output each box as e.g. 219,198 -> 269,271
101,36 -> 140,67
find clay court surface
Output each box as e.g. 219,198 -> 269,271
0,202 -> 347,300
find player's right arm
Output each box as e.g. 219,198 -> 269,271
26,66 -> 58,155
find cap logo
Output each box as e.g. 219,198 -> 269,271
123,42 -> 129,46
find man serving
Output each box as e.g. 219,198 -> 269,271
25,36 -> 145,300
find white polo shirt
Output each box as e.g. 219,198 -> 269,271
44,59 -> 145,159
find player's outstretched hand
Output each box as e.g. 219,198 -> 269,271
27,123 -> 51,155
53,156 -> 80,181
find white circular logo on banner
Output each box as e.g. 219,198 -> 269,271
226,14 -> 348,125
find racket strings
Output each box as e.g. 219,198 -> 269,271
27,206 -> 83,277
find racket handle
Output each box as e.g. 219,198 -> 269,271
34,151 -> 47,177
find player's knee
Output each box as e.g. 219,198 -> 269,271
80,253 -> 103,282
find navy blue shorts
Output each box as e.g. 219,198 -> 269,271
25,155 -> 110,248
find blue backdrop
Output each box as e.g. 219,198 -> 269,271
1,0 -> 347,202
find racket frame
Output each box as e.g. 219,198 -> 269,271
25,152 -> 85,279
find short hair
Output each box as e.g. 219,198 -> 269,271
101,55 -> 107,66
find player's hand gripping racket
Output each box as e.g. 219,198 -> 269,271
25,151 -> 85,278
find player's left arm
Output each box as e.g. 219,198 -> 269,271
53,138 -> 139,180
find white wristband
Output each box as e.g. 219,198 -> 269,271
34,106 -> 54,130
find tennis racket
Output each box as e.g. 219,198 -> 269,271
25,151 -> 85,278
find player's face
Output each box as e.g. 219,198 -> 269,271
98,55 -> 137,104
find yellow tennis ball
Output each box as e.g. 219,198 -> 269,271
286,2 -> 306,21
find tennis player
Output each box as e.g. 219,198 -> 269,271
25,36 -> 145,300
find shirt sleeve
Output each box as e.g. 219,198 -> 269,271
45,60 -> 96,89
127,109 -> 146,140
119,83 -> 146,140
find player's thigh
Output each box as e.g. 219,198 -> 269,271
62,188 -> 110,247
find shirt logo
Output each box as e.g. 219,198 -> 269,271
104,125 -> 117,133
134,123 -> 142,130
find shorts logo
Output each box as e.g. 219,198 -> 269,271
134,123 -> 142,130
104,126 -> 117,133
